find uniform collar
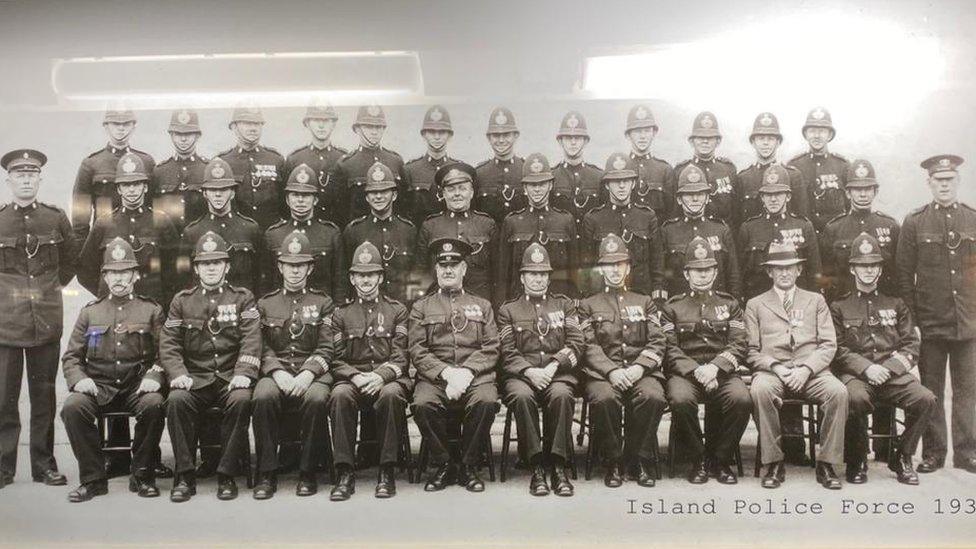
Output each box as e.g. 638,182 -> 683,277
121,205 -> 146,215
108,293 -> 135,305
856,288 -> 879,298
562,158 -> 584,168
237,144 -> 262,154
493,156 -> 515,165
849,206 -> 874,218
359,144 -> 380,152
107,144 -> 131,155
610,202 -> 632,211
209,211 -> 234,220
447,210 -> 470,219
528,204 -> 550,213
755,158 -> 776,168
370,212 -> 393,223
693,154 -> 715,163
12,201 -> 37,211
682,213 -> 705,223
808,149 -> 829,159
603,285 -> 628,294
201,283 -> 227,295
764,212 -> 788,220
523,293 -> 548,302
283,287 -> 308,296
309,143 -> 333,153
933,201 -> 959,210
290,216 -> 314,226
689,289 -> 715,299
438,287 -> 465,297
357,294 -> 379,305
630,151 -> 651,160
426,153 -> 448,164
173,152 -> 198,162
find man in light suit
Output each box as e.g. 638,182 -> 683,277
746,240 -> 847,490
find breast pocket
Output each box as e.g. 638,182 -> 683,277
466,235 -> 492,271
84,325 -> 111,361
38,232 -> 64,271
917,232 -> 944,263
261,317 -> 286,348
841,317 -> 865,343
118,323 -> 152,359
0,237 -> 18,273
544,233 -> 572,269
512,320 -> 539,352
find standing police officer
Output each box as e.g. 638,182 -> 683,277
404,105 -> 455,226
551,111 -> 604,224
0,149 -> 75,489
284,101 -> 347,225
674,112 -> 738,226
789,108 -> 850,233
152,109 -> 208,232
624,104 -> 675,223
474,107 -> 525,223
737,112 -> 807,227
897,154 -> 976,474
217,106 -> 286,231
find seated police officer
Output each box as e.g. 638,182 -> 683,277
831,232 -> 936,485
251,230 -> 334,499
61,238 -> 166,501
660,236 -> 751,485
410,237 -> 500,493
329,241 -> 412,500
578,234 -> 668,488
161,231 -> 261,502
498,243 -> 585,496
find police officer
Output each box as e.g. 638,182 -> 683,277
161,231 -> 261,502
898,154 -> 976,474
404,105 -> 455,226
152,109 -> 208,232
661,164 -> 741,298
497,153 -> 578,302
284,101 -> 347,225
217,106 -> 286,231
579,234 -> 668,488
660,236 -> 751,484
264,164 -> 346,300
78,152 -> 180,307
418,162 -> 497,304
624,104 -> 675,223
498,243 -> 584,496
474,106 -> 525,223
738,164 -> 821,301
0,149 -> 75,489
581,152 -> 665,300
341,162 -> 417,305
60,238 -> 166,501
673,112 -> 738,226
251,231 -> 334,500
551,111 -> 605,223
329,241 -> 412,500
180,158 -> 264,296
821,159 -> 900,301
72,107 -> 155,244
410,237 -> 500,492
789,108 -> 850,233
333,105 -> 408,227
831,233 -> 936,485
737,112 -> 807,227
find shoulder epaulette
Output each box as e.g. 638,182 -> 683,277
0,204 -> 7,212
381,294 -> 404,307
132,294 -> 161,307
959,202 -> 975,213
216,147 -> 236,157
236,212 -> 259,225
824,212 -> 847,227
261,145 -> 283,157
873,210 -> 896,220
287,145 -> 309,157
85,148 -> 106,159
37,201 -> 61,212
584,162 -> 602,170
475,159 -> 491,169
405,155 -> 425,165
395,214 -> 416,227
551,206 -> 572,216
471,209 -> 493,220
267,218 -> 288,231
741,213 -> 763,224
338,149 -> 357,161
788,152 -> 807,163
259,288 -> 282,301
633,203 -> 657,214
315,218 -> 340,230
227,284 -> 253,297
830,152 -> 848,162
423,211 -> 443,223
380,147 -> 403,159
174,287 -> 195,299
674,159 -> 691,170
715,156 -> 735,164
346,215 -> 368,227
156,156 -> 174,167
665,293 -> 686,304
908,204 -> 928,216
661,216 -> 680,227
714,290 -> 737,301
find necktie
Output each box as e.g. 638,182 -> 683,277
783,292 -> 793,315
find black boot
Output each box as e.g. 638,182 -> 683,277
604,461 -> 623,488
216,474 -> 239,500
169,473 -> 196,503
889,451 -> 919,485
846,460 -> 868,484
296,472 -> 318,497
252,473 -> 276,500
330,467 -> 355,501
687,458 -> 709,484
375,466 -> 396,498
67,480 -> 108,503
529,465 -> 550,496
424,462 -> 455,492
551,465 -> 574,497
637,460 -> 656,487
816,462 -> 842,490
458,464 -> 485,492
129,474 -> 159,498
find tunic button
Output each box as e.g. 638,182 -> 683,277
951,270 -> 956,275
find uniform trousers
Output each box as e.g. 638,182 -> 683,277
166,380 -> 252,477
412,380 -> 498,467
667,375 -> 752,465
329,380 -> 410,468
844,378 -> 936,464
0,342 -> 60,478
501,378 -> 575,465
585,376 -> 667,465
920,338 -> 976,464
251,377 -> 331,474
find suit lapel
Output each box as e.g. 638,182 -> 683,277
760,290 -> 790,322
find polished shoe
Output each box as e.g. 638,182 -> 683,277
888,452 -> 919,485
529,465 -> 550,496
761,461 -> 785,489
169,475 -> 196,503
816,462 -> 843,490
129,475 -> 160,498
375,466 -> 396,499
604,462 -> 624,488
330,469 -> 356,501
687,458 -> 709,484
953,457 -> 976,474
216,475 -> 238,500
33,469 -> 67,486
458,464 -> 485,492
67,480 -> 108,503
296,473 -> 318,497
153,462 -> 174,479
252,474 -> 276,500
846,461 -> 868,484
917,456 -> 944,473
551,467 -> 574,497
716,464 -> 738,485
424,463 -> 455,492
637,461 -> 656,487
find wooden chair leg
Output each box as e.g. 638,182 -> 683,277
584,420 -> 595,480
415,438 -> 428,484
734,444 -> 744,477
576,400 -> 588,447
753,412 -> 762,478
500,407 -> 513,482
667,419 -> 677,479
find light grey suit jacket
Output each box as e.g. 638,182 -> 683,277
745,287 -> 837,376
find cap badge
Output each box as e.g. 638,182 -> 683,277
765,171 -> 780,184
177,110 -> 191,124
566,114 -> 580,128
202,236 -> 217,253
812,108 -> 825,120
859,239 -> 873,255
287,238 -> 302,255
358,250 -> 373,264
429,108 -> 443,122
940,158 -> 950,166
111,245 -> 126,261
494,111 -> 508,125
700,115 -> 714,129
530,158 -> 544,173
371,167 -> 386,182
612,156 -> 627,171
367,105 -> 381,117
686,170 -> 702,184
121,157 -> 137,174
635,106 -> 648,120
444,242 -> 454,252
606,239 -> 619,253
854,164 -> 869,178
296,170 -> 310,184
211,164 -> 226,179
21,152 -> 29,159
694,244 -> 708,260
531,248 -> 545,263
760,114 -> 773,126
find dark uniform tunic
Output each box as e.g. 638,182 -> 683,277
418,210 -> 497,304
673,156 -> 738,226
629,152 -> 675,224
264,217 -> 346,301
821,209 -> 899,301
789,151 -> 850,233
474,156 -> 526,223
180,212 -> 264,296
409,289 -> 500,466
660,290 -> 751,465
830,289 -> 936,464
330,295 -> 412,467
60,294 -> 166,483
498,293 -> 584,464
72,145 -> 155,244
77,206 -> 181,307
151,153 -> 208,232
403,154 -> 452,227
897,201 -> 976,463
333,145 -> 408,228
0,201 -> 75,479
497,206 -> 578,302
661,216 -> 741,298
578,287 -> 667,465
551,160 -> 605,224
160,283 -> 261,476
736,161 -> 808,228
217,145 -> 286,231
737,212 -> 821,300
284,144 -> 347,225
342,213 -> 417,305
581,203 -> 664,299
252,288 -> 334,474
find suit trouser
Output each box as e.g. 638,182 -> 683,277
585,376 -> 667,465
251,377 -> 331,474
920,337 -> 976,463
501,378 -> 575,465
844,378 -> 936,464
412,380 -> 498,467
166,381 -> 252,477
61,388 -> 165,484
751,371 -> 849,466
667,375 -> 752,465
330,380 -> 409,468
0,342 -> 60,478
